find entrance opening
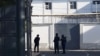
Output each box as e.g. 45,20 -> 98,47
31,25 -> 49,51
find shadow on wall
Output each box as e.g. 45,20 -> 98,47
77,0 -> 100,13
31,0 -> 100,50
0,5 -> 17,56
77,1 -> 91,13
54,24 -> 80,50
80,24 -> 100,49
53,0 -> 100,50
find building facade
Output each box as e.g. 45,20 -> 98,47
31,0 -> 100,50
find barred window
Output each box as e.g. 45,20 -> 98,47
70,1 -> 77,9
45,2 -> 52,10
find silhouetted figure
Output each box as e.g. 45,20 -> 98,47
34,34 -> 40,53
61,35 -> 66,54
53,33 -> 60,54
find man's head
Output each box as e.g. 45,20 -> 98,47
37,34 -> 39,37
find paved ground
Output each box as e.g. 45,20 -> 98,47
32,50 -> 100,56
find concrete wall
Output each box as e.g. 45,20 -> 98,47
31,0 -> 100,50
31,16 -> 97,24
80,23 -> 100,49
31,0 -> 99,25
31,0 -> 100,15
31,24 -> 80,50
54,24 -> 80,49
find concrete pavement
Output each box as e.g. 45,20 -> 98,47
32,49 -> 100,56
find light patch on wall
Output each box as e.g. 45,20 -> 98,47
83,25 -> 95,34
82,24 -> 100,43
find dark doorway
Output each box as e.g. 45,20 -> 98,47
54,24 -> 80,50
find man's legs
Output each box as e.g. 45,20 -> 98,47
57,44 -> 59,53
37,45 -> 39,52
54,44 -> 57,53
62,45 -> 66,54
34,44 -> 36,52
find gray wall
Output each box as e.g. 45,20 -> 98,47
0,6 -> 17,56
55,24 -> 80,50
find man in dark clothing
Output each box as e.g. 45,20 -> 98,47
34,34 -> 40,53
54,33 -> 60,54
61,35 -> 66,54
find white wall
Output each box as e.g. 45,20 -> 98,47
83,24 -> 100,43
31,0 -> 99,24
77,0 -> 92,13
31,0 -> 100,15
31,25 -> 49,50
52,2 -> 67,14
31,2 -> 43,15
31,16 -> 97,24
80,24 -> 100,49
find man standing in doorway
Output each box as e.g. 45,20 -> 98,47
34,34 -> 40,53
54,33 -> 60,54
